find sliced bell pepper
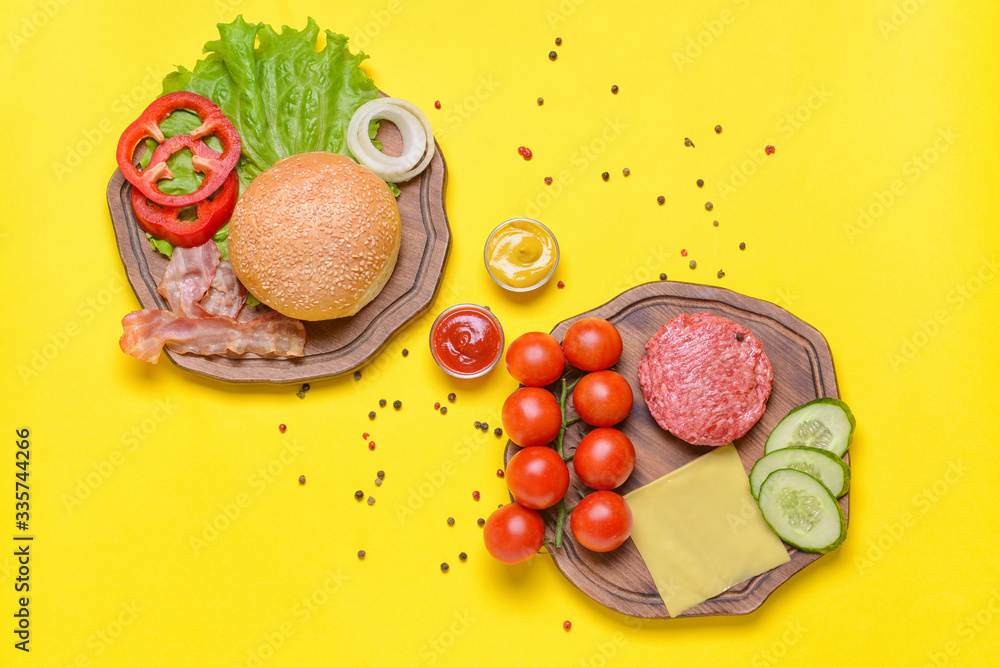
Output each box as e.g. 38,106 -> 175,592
130,162 -> 239,248
116,91 -> 241,207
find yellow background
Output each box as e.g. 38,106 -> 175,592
2,0 -> 999,664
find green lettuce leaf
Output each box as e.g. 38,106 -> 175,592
147,16 -> 380,258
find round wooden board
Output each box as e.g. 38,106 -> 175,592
504,281 -> 849,618
106,120 -> 450,384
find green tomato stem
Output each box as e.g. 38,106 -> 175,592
553,499 -> 567,548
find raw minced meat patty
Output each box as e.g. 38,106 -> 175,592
638,312 -> 772,446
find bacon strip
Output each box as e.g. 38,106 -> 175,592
157,242 -> 220,318
121,240 -> 305,364
120,310 -> 306,364
200,261 -> 247,319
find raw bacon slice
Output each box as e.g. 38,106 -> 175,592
157,242 -> 220,318
120,310 -> 306,364
200,261 -> 247,319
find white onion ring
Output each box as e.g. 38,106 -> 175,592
347,97 -> 434,183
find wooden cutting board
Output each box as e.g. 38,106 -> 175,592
503,281 -> 848,618
107,118 -> 450,384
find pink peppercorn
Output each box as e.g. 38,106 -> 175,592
434,100 -> 441,109
473,491 -> 481,501
563,621 -> 572,631
765,145 -> 775,155
278,424 -> 287,433
368,442 -> 376,451
518,146 -> 533,160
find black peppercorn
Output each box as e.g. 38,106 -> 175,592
622,167 -> 630,177
355,490 -> 364,500
611,85 -> 618,94
447,517 -> 455,526
368,411 -> 376,419
393,400 -> 402,409
401,349 -> 409,357
715,125 -> 722,133
601,171 -> 609,181
696,179 -> 704,187
555,37 -> 562,46
379,399 -> 387,407
659,273 -> 667,281
657,196 -> 665,205
448,393 -> 456,402
739,242 -> 746,250
477,518 -> 485,527
494,427 -> 503,437
459,552 -> 468,561
705,202 -> 713,211
537,97 -> 544,106
353,371 -> 362,380
548,51 -> 557,61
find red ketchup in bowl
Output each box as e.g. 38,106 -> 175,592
430,305 -> 504,378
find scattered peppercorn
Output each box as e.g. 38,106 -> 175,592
696,179 -> 704,187
713,220 -> 719,227
459,552 -> 468,561
434,100 -> 441,109
434,402 -> 441,410
736,333 -> 745,341
477,518 -> 486,527
740,242 -> 746,250
494,427 -> 503,437
715,125 -> 722,133
296,390 -> 306,399
448,393 -> 456,402
355,490 -> 364,500
657,195 -> 665,205
447,517 -> 455,526
354,371 -> 362,380
681,249 -> 688,257
717,270 -> 725,279
474,421 -> 482,429
402,348 -> 409,357
278,423 -> 287,433
689,260 -> 697,269
368,411 -> 376,419
298,475 -> 306,485
374,478 -> 382,487
481,422 -> 489,432
497,469 -> 505,478
765,145 -> 775,155
367,496 -> 375,505
557,280 -> 565,288
441,562 -> 449,572
393,400 -> 402,409
684,137 -> 694,147
601,171 -> 609,181
377,470 -> 385,480
362,432 -> 369,440
622,167 -> 630,177
544,176 -> 553,185
379,399 -> 387,407
564,621 -> 572,631
659,273 -> 667,281
555,37 -> 562,46
358,550 -> 366,559
548,51 -> 557,61
518,146 -> 533,160
611,85 -> 619,94
537,97 -> 544,106
705,202 -> 713,211
368,442 -> 376,451
440,406 -> 448,415
473,491 -> 481,501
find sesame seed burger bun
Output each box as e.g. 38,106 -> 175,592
229,152 -> 402,321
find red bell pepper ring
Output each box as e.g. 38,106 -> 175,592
130,162 -> 239,249
115,91 -> 241,207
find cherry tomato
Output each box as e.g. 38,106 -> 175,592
570,490 -> 633,552
506,446 -> 570,509
562,318 -> 623,371
505,331 -> 566,387
483,502 -> 546,564
573,428 -> 636,490
572,370 -> 633,427
502,387 -> 562,447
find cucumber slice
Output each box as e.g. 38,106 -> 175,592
764,398 -> 855,457
750,446 -> 851,499
757,469 -> 847,553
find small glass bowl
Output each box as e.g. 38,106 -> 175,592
483,218 -> 560,292
429,303 -> 505,379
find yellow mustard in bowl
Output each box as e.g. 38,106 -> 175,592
484,219 -> 559,291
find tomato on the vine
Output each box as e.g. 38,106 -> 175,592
501,387 -> 562,447
569,490 -> 633,552
506,446 -> 570,509
561,318 -> 622,371
483,502 -> 546,564
506,331 -> 566,387
573,428 -> 636,490
572,370 -> 633,427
